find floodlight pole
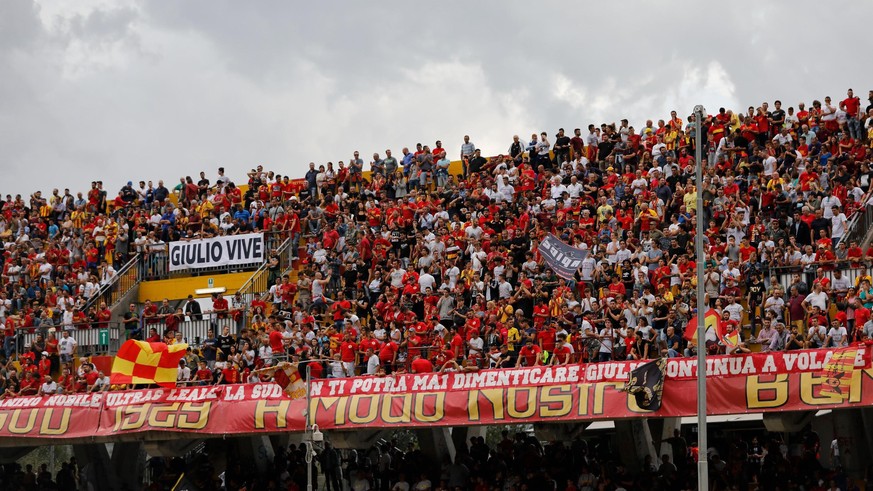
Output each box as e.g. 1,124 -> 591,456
694,104 -> 708,490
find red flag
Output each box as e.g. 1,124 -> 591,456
684,309 -> 725,345
110,340 -> 187,388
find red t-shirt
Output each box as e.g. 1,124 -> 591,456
518,345 -> 542,367
411,357 -> 434,374
378,342 -> 398,362
332,300 -> 352,321
196,368 -> 214,381
855,307 -> 871,328
269,330 -> 285,354
552,345 -> 572,363
85,371 -> 99,386
842,97 -> 861,117
340,341 -> 358,363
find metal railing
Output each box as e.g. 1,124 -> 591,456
238,232 -> 298,312
136,231 -> 291,281
768,262 -> 868,294
843,203 -> 873,247
145,319 -> 216,347
16,322 -> 124,357
82,253 -> 141,312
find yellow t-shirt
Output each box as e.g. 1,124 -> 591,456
506,327 -> 520,351
683,191 -> 697,211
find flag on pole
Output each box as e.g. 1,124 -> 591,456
110,340 -> 188,387
723,329 -> 740,349
683,308 -> 725,345
257,362 -> 307,399
819,347 -> 859,399
623,358 -> 667,410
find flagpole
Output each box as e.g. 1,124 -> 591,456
694,104 -> 709,490
305,364 -> 313,491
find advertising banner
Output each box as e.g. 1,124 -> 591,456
168,233 -> 264,271
1,349 -> 870,443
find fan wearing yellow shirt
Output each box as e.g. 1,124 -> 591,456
664,128 -> 679,151
197,199 -> 214,219
683,185 -> 697,212
70,209 -> 88,229
506,324 -> 520,352
766,177 -> 786,191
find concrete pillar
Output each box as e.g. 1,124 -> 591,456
449,426 -> 485,456
73,443 -> 119,491
233,435 -> 276,474
614,419 -> 656,473
110,442 -> 146,490
816,408 -> 871,477
655,417 -> 682,462
416,427 -> 456,463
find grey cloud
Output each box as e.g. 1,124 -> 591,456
1,0 -> 873,198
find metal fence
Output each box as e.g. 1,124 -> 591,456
16,323 -> 124,357
144,319 -> 216,347
238,233 -> 298,313
843,203 -> 873,247
82,254 -> 141,312
769,263 -> 868,294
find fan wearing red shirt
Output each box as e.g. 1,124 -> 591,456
339,334 -> 358,373
38,354 -> 52,378
551,337 -> 572,365
269,323 -> 285,355
279,278 -> 298,307
854,301 -> 871,329
848,242 -> 863,266
378,341 -> 399,372
19,372 -> 40,396
196,361 -> 215,385
411,356 -> 434,374
212,293 -> 229,319
738,240 -> 755,262
607,276 -> 626,297
449,328 -> 465,361
219,364 -> 240,384
58,368 -> 75,393
516,340 -> 542,367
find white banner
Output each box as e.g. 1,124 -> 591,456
168,234 -> 265,271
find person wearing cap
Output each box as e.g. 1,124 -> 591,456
38,351 -> 52,379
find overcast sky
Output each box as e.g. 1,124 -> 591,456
2,0 -> 872,199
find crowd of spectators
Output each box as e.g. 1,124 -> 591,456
181,88 -> 873,379
4,90 -> 873,393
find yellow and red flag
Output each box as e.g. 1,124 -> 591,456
820,347 -> 858,399
684,309 -> 725,345
258,362 -> 307,399
110,340 -> 188,388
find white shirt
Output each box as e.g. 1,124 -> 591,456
828,326 -> 848,347
418,273 -> 436,293
831,213 -> 847,237
821,197 -> 842,219
40,381 -> 58,394
804,291 -> 828,310
724,303 -> 744,322
59,336 -> 77,355
367,354 -> 381,375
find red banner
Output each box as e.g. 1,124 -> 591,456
1,349 -> 871,443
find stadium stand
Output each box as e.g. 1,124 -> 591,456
1,90 -> 873,489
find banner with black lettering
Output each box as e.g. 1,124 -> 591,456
168,234 -> 265,271
538,234 -> 588,280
